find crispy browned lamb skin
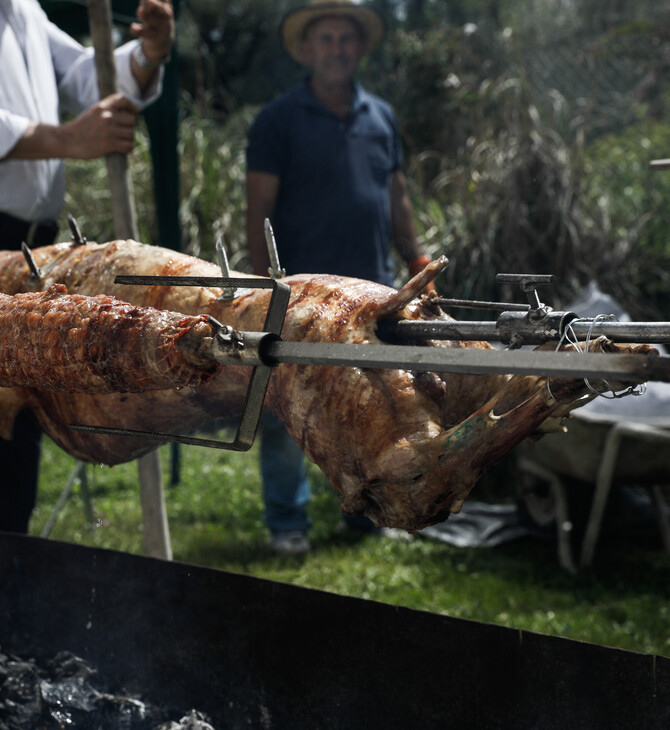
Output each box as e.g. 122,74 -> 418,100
0,284 -> 218,393
0,240 -> 655,530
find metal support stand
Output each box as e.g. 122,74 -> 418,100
650,484 -> 670,555
40,452 -> 172,559
169,442 -> 181,487
40,460 -> 92,538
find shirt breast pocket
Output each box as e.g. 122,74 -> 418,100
360,134 -> 393,186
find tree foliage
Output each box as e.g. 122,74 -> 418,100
170,0 -> 670,317
61,0 -> 670,320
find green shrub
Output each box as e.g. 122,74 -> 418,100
581,118 -> 670,318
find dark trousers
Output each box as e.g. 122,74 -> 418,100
0,411 -> 41,533
0,212 -> 56,533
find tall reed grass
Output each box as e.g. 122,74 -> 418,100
64,84 -> 670,322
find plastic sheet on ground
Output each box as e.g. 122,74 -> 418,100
417,501 -> 534,548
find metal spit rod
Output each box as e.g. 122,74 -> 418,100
69,266 -> 670,453
70,323 -> 670,451
113,274 -> 670,383
383,272 -> 670,346
378,318 -> 670,345
258,340 -> 670,382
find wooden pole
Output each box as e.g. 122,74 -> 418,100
87,0 -> 171,560
87,0 -> 138,239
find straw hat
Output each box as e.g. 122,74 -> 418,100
281,1 -> 385,66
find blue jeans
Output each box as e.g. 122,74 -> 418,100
259,412 -> 376,535
260,412 -> 311,535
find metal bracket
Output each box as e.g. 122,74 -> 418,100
389,272 -> 580,347
497,273 -> 554,315
494,274 -> 574,347
69,275 -> 291,452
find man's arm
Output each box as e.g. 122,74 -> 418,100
390,170 -> 436,293
129,0 -> 175,91
246,171 -> 281,276
5,0 -> 173,162
4,94 -> 137,161
390,170 -> 421,262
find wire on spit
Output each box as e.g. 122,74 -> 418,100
546,314 -> 647,403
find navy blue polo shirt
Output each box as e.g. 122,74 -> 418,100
246,80 -> 402,286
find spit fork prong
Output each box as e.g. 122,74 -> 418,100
264,218 -> 286,279
214,235 -> 237,301
21,242 -> 41,281
67,214 -> 87,246
70,274 -> 292,452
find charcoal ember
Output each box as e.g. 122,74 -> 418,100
0,649 -> 214,729
0,652 -> 43,729
155,710 -> 216,729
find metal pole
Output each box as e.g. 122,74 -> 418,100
40,461 -> 88,538
379,318 -> 670,345
87,0 -> 171,559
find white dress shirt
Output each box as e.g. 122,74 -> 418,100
0,0 -> 162,221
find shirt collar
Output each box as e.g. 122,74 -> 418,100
299,77 -> 370,117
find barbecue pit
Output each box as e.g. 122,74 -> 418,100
1,533 -> 668,728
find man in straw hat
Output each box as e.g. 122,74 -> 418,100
245,0 -> 433,555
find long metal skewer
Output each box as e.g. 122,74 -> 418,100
66,271 -> 670,454
378,319 -> 670,345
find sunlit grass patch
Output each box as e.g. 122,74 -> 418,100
30,435 -> 670,659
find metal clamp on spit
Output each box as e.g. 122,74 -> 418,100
206,323 -> 280,368
71,273 -> 291,452
70,220 -> 292,452
494,273 -> 577,348
379,272 -> 670,347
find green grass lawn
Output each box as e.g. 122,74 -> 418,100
29,434 -> 670,659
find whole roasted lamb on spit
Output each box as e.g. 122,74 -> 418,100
0,240 -> 655,531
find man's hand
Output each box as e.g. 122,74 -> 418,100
130,0 -> 175,63
61,94 -> 138,159
5,94 -> 138,162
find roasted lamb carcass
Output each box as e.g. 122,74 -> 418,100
0,240 -> 655,531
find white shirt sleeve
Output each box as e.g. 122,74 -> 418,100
50,20 -> 163,114
0,0 -> 164,220
0,111 -> 31,160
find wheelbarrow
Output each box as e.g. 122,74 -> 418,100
516,404 -> 670,572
